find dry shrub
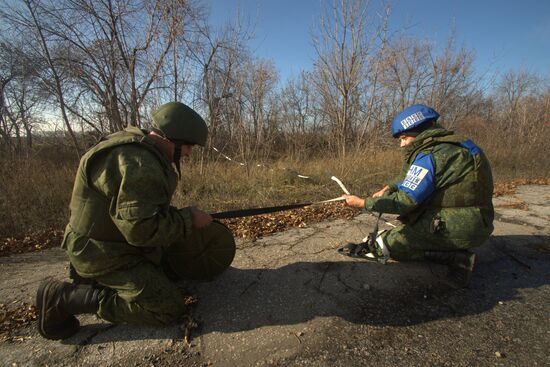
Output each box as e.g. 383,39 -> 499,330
458,118 -> 550,181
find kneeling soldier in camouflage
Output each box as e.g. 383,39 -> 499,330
36,102 -> 235,340
343,104 -> 494,288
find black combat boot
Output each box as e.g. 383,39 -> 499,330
69,263 -> 98,286
424,250 -> 476,288
36,279 -> 99,340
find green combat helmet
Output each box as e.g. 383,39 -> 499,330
152,102 -> 208,146
165,221 -> 236,281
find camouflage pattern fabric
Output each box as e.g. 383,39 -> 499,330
95,260 -> 186,326
61,127 -> 197,325
63,127 -> 193,277
365,125 -> 494,260
166,221 -> 236,281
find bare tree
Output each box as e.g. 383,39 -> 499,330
9,0 -> 83,154
242,58 -> 278,160
426,32 -> 480,129
49,0 -> 195,129
0,42 -> 19,152
494,69 -> 545,139
496,70 -> 540,119
377,37 -> 432,113
188,11 -> 252,164
311,0 -> 386,157
1,0 -> 205,154
376,32 -> 481,133
279,71 -> 321,159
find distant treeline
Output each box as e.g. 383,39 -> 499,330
1,0 -> 548,162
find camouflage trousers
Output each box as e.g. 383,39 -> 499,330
93,260 -> 185,326
379,225 -> 467,261
378,211 -> 491,262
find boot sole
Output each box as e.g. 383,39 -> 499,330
36,280 -> 79,340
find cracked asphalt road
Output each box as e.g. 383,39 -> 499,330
1,185 -> 549,366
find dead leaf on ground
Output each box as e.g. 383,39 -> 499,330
0,229 -> 63,257
220,202 -> 358,240
0,303 -> 37,343
493,178 -> 550,197
494,201 -> 529,210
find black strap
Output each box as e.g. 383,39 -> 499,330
211,202 -> 313,219
354,212 -> 382,258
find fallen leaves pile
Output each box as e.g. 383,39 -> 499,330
493,177 -> 550,197
0,203 -> 358,257
0,302 -> 37,343
0,228 -> 64,257
493,201 -> 529,210
220,202 -> 358,240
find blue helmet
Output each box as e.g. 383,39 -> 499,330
391,104 -> 439,138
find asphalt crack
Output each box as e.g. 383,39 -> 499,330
494,213 -> 546,231
76,324 -> 116,347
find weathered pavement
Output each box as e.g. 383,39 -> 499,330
1,185 -> 549,367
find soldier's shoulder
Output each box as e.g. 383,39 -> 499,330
430,140 -> 471,166
431,138 -> 467,153
104,143 -> 163,167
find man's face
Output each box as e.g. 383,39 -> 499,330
180,144 -> 194,158
398,134 -> 416,148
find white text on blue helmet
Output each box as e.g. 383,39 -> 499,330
400,111 -> 425,129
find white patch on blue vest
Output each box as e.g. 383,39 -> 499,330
402,165 -> 428,191
398,152 -> 436,204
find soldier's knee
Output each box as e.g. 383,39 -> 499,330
139,292 -> 186,326
158,299 -> 186,325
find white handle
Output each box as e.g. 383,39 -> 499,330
331,176 -> 350,195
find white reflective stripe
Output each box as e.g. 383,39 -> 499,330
376,234 -> 390,258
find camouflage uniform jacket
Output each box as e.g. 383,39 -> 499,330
62,126 -> 193,277
365,125 -> 494,247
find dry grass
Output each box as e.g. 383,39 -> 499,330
457,120 -> 550,182
1,131 -> 549,239
175,149 -> 402,212
0,158 -> 75,237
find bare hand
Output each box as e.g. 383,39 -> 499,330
190,207 -> 213,229
372,185 -> 390,198
342,194 -> 365,209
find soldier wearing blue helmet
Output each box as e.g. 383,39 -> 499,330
391,104 -> 440,138
343,104 -> 494,288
